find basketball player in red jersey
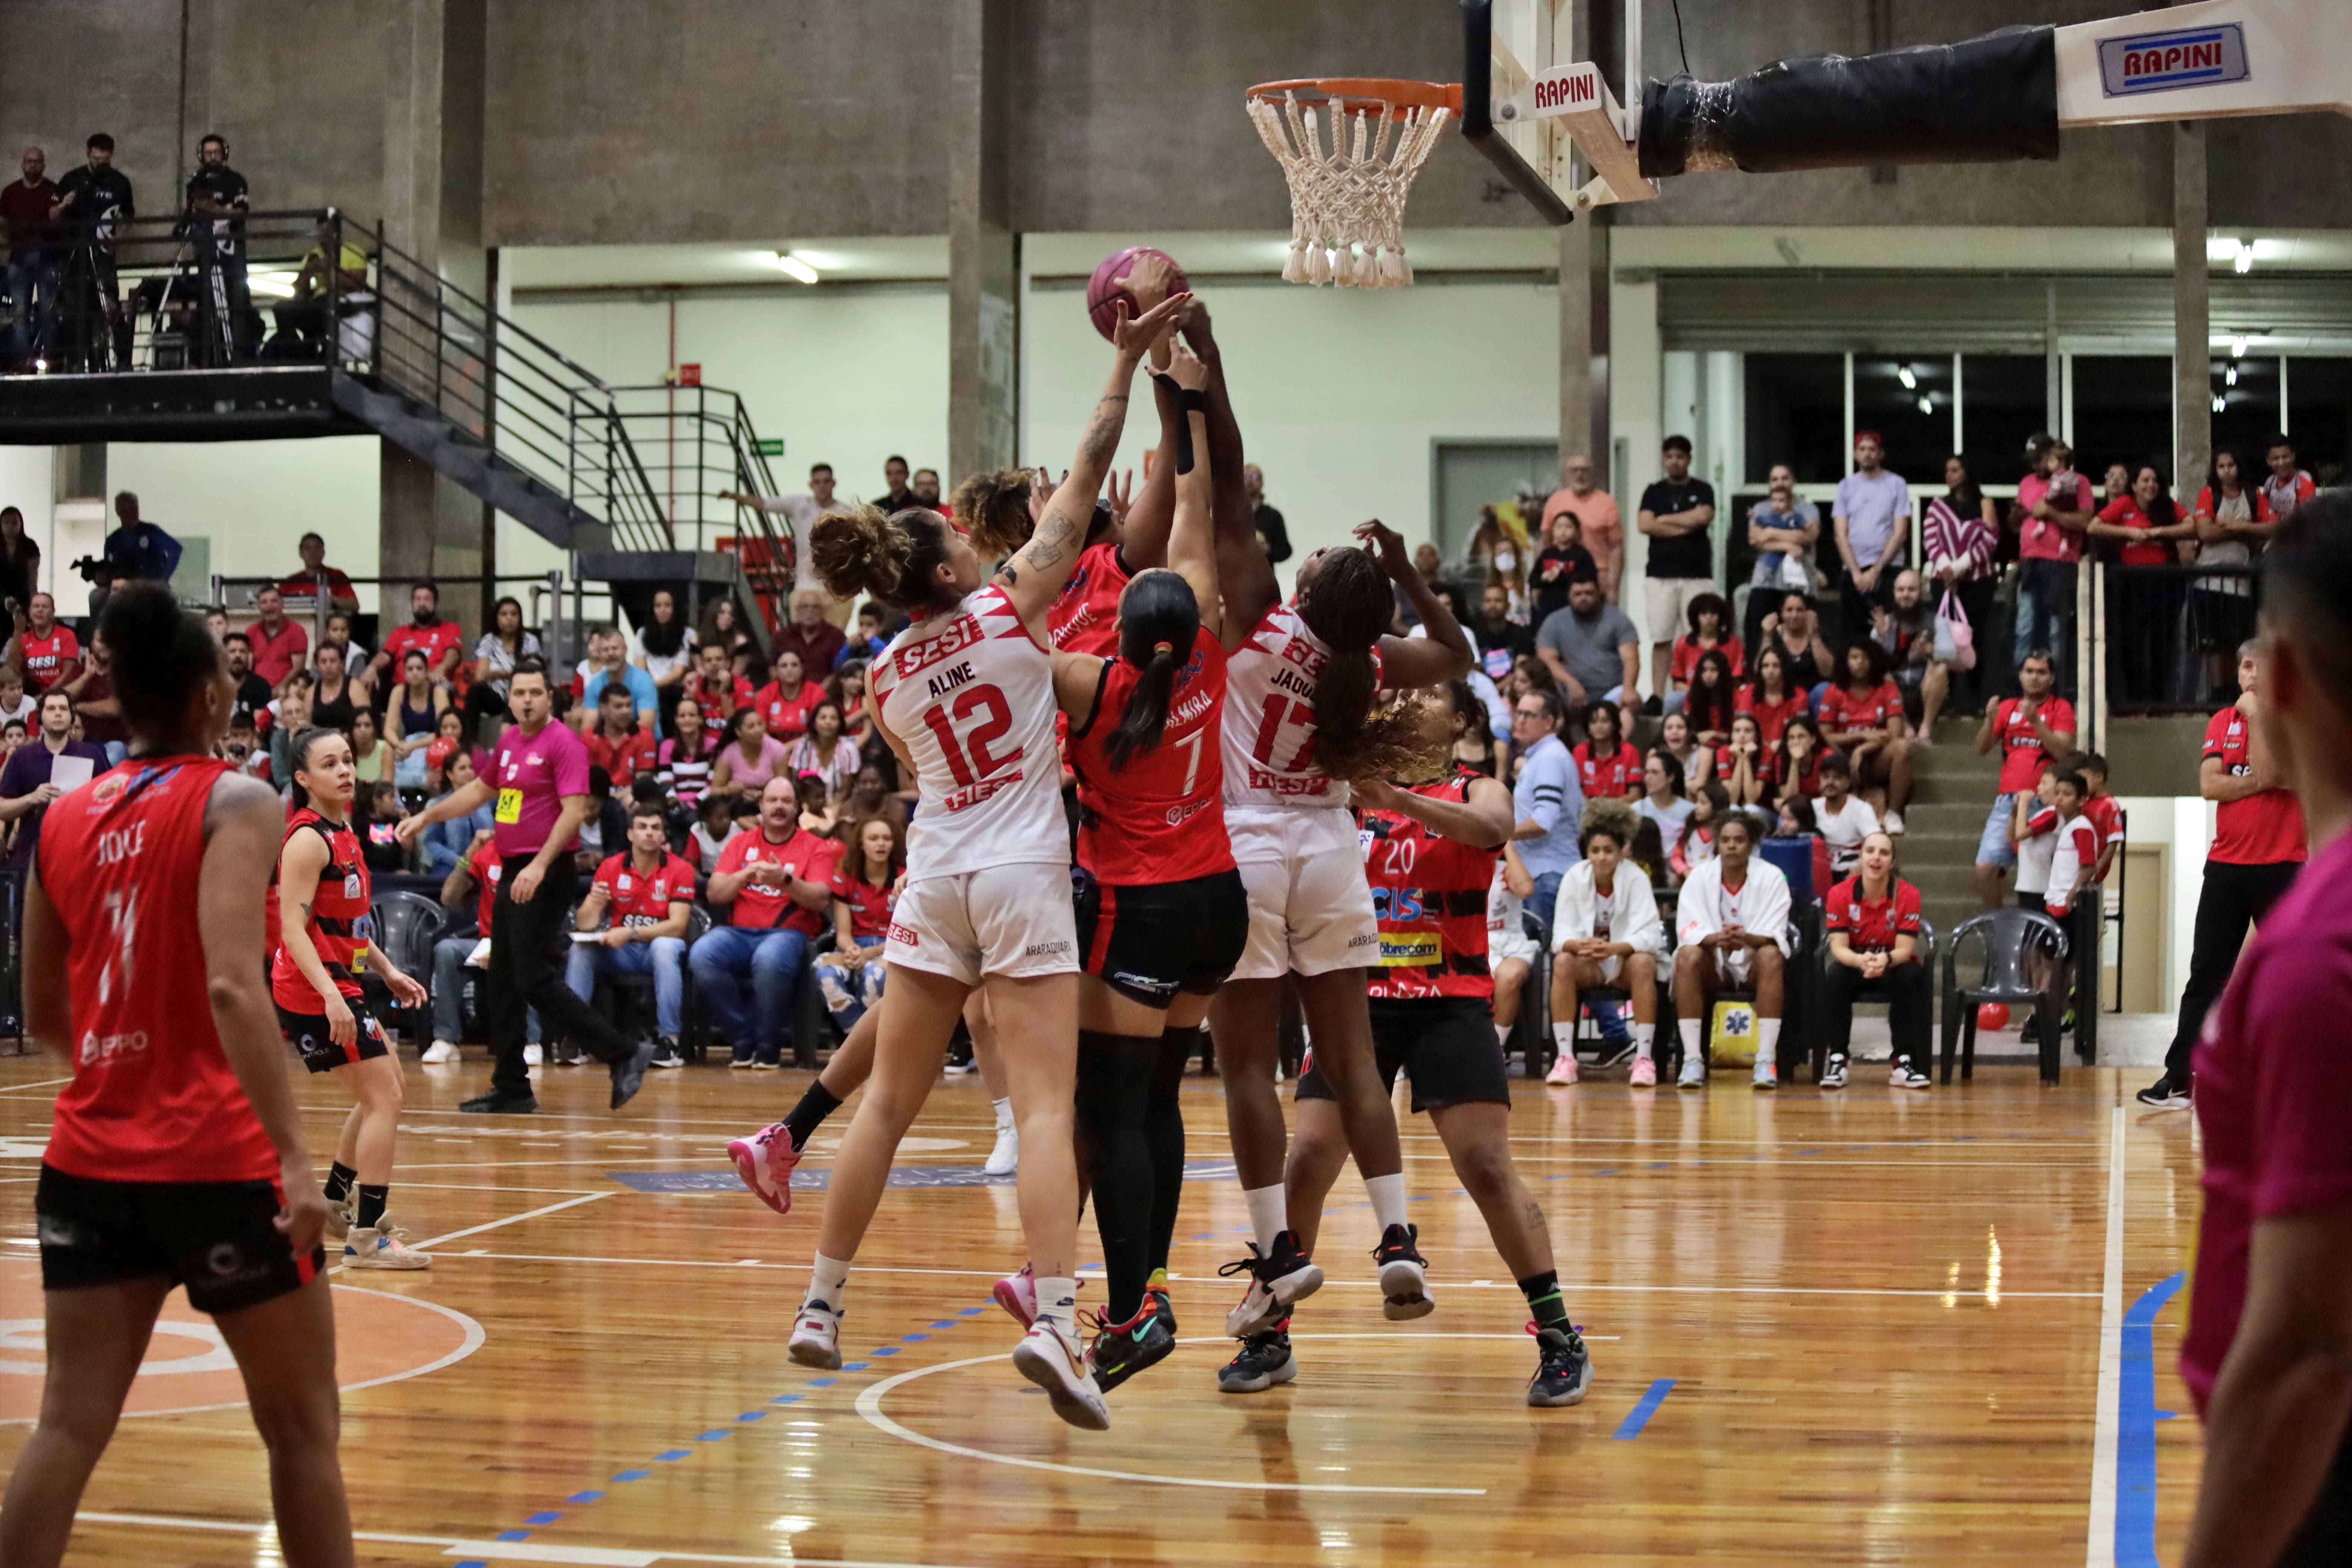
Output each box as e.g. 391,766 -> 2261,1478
1041,343 -> 1244,1392
276,727 -> 431,1269
784,294 -> 1185,1431
2,584 -> 352,1568
1276,682 -> 1594,1405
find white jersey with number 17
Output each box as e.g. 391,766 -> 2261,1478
1220,601 -> 1383,814
871,584 -> 1067,882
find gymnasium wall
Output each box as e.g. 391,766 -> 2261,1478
11,0 -> 2352,249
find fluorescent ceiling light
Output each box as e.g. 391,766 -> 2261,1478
249,270 -> 297,299
2231,336 -> 2248,358
2233,239 -> 2254,274
2226,365 -> 2239,386
768,251 -> 821,284
1916,395 -> 1933,415
2213,394 -> 2227,412
1896,364 -> 1917,390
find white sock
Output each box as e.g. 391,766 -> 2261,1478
1634,1023 -> 1656,1061
1494,1021 -> 1513,1048
1034,1275 -> 1080,1338
1244,1184 -> 1288,1252
1363,1171 -> 1409,1233
991,1096 -> 1014,1131
1679,1018 -> 1703,1061
805,1251 -> 851,1312
1757,1019 -> 1781,1068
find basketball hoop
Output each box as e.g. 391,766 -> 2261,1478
1245,78 -> 1461,288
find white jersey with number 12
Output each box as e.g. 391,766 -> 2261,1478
870,584 -> 1067,881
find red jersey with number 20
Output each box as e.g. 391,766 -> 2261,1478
1222,602 -> 1380,812
1358,770 -> 1498,1000
39,756 -> 279,1184
1069,625 -> 1233,884
871,583 -> 1066,880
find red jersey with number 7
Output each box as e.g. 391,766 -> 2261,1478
38,756 -> 280,1184
1221,601 -> 1383,812
1069,624 -> 1233,884
871,583 -> 1067,880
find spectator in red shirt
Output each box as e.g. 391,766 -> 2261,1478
2173,490 -> 2352,1567
689,775 -> 838,1067
1736,643 -> 1807,748
1818,830 -> 1930,1090
2140,638 -> 2309,1112
1570,701 -> 1640,799
564,802 -> 695,1064
9,591 -> 78,693
245,586 -> 308,686
755,648 -> 822,744
681,641 -> 753,724
2011,435 -> 2095,695
275,531 -> 360,613
582,682 -> 657,790
1970,650 -> 2076,906
1665,590 -> 1744,705
2074,752 -> 2124,885
769,590 -> 846,679
1818,639 -> 1917,833
1771,713 -> 1833,810
815,813 -> 902,1028
373,580 -> 464,690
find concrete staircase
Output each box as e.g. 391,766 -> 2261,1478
1896,718 -> 2003,948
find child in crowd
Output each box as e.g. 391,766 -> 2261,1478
1812,753 -> 1880,878
0,666 -> 31,728
690,790 -> 741,873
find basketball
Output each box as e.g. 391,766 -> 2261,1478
1086,247 -> 1187,341
1977,1002 -> 2012,1032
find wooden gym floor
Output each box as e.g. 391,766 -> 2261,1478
0,1050 -> 2200,1566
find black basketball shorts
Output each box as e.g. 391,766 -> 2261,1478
36,1163 -> 323,1314
1296,994 -> 1512,1114
1073,867 -> 1250,1009
277,998 -> 392,1074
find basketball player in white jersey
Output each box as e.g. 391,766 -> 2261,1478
1210,508 -> 1474,1379
784,291 -> 1186,1431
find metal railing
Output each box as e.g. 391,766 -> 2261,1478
2094,563 -> 2259,715
583,383 -> 798,633
4,207 -> 672,553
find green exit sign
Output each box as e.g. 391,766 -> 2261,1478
754,438 -> 784,457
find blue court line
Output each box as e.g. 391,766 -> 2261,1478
2117,1271 -> 2187,1568
1613,1378 -> 1677,1439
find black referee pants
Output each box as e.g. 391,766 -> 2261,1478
485,854 -> 630,1097
2164,858 -> 2303,1086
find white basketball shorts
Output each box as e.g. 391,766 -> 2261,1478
1225,805 -> 1380,982
884,860 -> 1078,988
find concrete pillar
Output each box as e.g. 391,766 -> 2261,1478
378,0 -> 487,637
1559,217 -> 1611,491
948,0 -> 1018,482
2173,122 -> 2210,496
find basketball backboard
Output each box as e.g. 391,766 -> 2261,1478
1462,0 -> 1657,224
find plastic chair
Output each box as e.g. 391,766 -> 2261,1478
367,890 -> 447,1043
1809,914 -> 1936,1081
1939,908 -> 2069,1086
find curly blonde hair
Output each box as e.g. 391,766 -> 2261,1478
950,469 -> 1035,561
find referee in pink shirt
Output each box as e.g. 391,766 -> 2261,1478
2179,489 -> 2352,1567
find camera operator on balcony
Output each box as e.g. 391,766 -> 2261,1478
184,133 -> 257,362
48,132 -> 133,371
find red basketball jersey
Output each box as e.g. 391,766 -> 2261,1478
1358,770 -> 1498,1001
1048,539 -> 1130,658
270,808 -> 372,1011
1069,625 -> 1233,884
39,756 -> 279,1184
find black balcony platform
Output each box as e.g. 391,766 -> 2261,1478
0,364 -> 367,444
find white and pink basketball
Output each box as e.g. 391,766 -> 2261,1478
1086,247 -> 1188,341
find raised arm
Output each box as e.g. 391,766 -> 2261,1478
1366,521 -> 1472,689
1355,772 -> 1514,850
995,293 -> 1188,629
1162,345 -> 1221,643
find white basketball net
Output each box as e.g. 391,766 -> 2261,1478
1246,92 -> 1451,288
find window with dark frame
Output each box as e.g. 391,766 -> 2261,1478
1743,354 -> 1844,484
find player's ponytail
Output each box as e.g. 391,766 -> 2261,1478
98,581 -> 222,750
1296,547 -> 1447,784
1102,568 -> 1199,772
812,505 -> 957,616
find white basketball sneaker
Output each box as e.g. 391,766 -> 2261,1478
421,1040 -> 460,1064
1012,1320 -> 1110,1431
788,1300 -> 844,1370
1752,1057 -> 1779,1091
345,1220 -> 431,1270
1677,1054 -> 1707,1088
985,1118 -> 1019,1176
992,1263 -> 1038,1328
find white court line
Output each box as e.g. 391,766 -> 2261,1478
61,1510 -> 986,1567
425,1250 -> 2098,1298
855,1347 -> 1487,1495
0,1076 -> 70,1094
2086,1102 -> 2127,1568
